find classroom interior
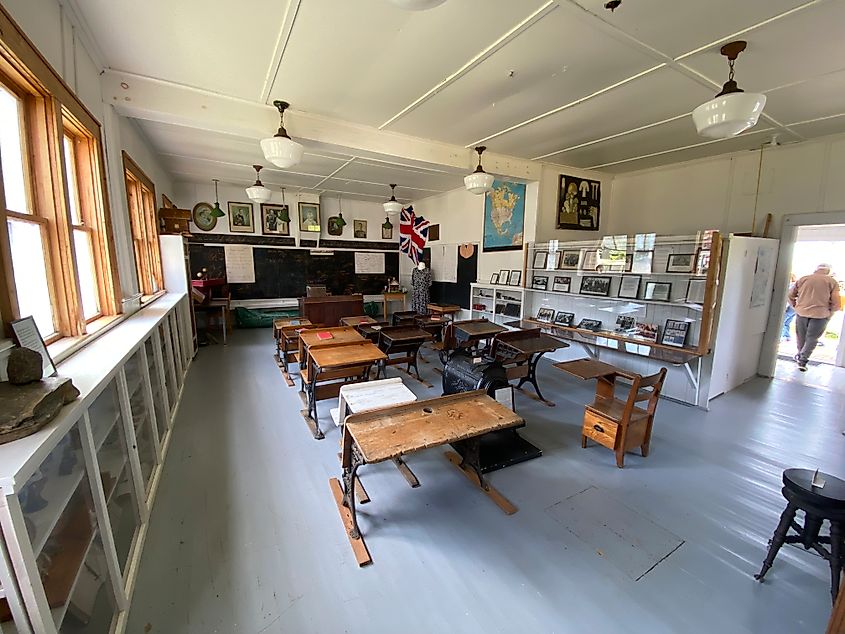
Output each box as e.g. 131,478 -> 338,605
0,1 -> 844,633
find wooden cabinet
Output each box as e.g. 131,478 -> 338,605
298,294 -> 364,326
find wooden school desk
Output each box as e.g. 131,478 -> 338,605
426,303 -> 461,321
274,318 -> 313,383
491,328 -> 569,406
340,315 -> 378,327
329,390 -> 523,566
453,320 -> 507,349
375,326 -> 433,381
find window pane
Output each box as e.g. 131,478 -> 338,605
63,135 -> 81,225
0,84 -> 29,214
74,229 -> 99,320
8,219 -> 55,336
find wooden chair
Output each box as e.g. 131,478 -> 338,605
581,368 -> 666,468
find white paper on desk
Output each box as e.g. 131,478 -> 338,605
224,245 -> 255,283
354,251 -> 385,274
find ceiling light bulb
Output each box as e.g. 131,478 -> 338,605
384,184 -> 403,215
245,165 -> 272,203
388,0 -> 447,9
261,100 -> 304,169
464,146 -> 495,195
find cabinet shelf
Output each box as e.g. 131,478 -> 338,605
523,287 -> 703,311
526,267 -> 707,277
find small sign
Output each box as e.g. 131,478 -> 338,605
11,317 -> 57,378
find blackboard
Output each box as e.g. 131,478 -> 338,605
423,245 -> 478,309
189,244 -> 399,300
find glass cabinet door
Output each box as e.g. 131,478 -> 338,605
122,352 -> 158,497
144,336 -> 170,440
158,324 -> 177,406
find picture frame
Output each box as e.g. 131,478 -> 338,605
624,253 -> 633,272
532,250 -> 548,269
644,281 -> 672,302
353,219 -> 368,239
483,180 -> 526,252
666,252 -> 695,273
499,269 -> 510,284
577,318 -> 602,332
532,275 -> 548,290
554,311 -> 575,327
556,174 -> 600,231
382,217 -> 394,240
11,317 -> 58,378
560,250 -> 581,270
635,321 -> 659,342
509,270 -> 522,286
695,249 -> 711,275
298,202 -> 321,232
490,273 -> 500,285
580,249 -> 599,271
686,278 -> 707,304
579,275 -> 612,297
552,275 -> 571,293
549,251 -> 562,270
536,307 -> 555,322
631,250 -> 654,274
227,201 -> 254,233
662,319 -> 690,348
615,315 -> 636,331
260,203 -> 290,236
618,275 -> 641,299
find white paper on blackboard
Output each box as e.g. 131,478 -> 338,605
354,252 -> 385,274
224,245 -> 255,283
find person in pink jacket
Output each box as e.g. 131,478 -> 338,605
788,263 -> 841,371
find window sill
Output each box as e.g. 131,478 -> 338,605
48,314 -> 125,365
140,290 -> 166,306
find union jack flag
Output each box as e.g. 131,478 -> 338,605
399,206 -> 429,265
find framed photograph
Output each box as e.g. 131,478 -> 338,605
560,250 -> 581,269
577,318 -> 602,332
579,275 -> 612,297
298,202 -> 321,232
554,311 -> 575,327
616,315 -> 636,331
631,250 -> 654,274
261,203 -> 290,236
483,180 -> 526,252
580,249 -> 599,271
11,317 -> 57,378
618,275 -> 641,299
536,307 -> 555,322
533,251 -> 548,269
662,319 -> 690,347
666,252 -> 695,273
353,219 -> 367,238
382,217 -> 393,239
635,322 -> 659,342
695,249 -> 711,275
509,270 -> 522,286
556,174 -> 600,231
227,202 -> 254,233
686,278 -> 707,304
644,281 -> 672,302
490,273 -> 500,285
553,276 -> 571,293
624,253 -> 633,272
532,275 -> 549,290
499,269 -> 510,284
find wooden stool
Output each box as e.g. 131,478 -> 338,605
755,469 -> 845,604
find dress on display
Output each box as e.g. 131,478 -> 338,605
411,266 -> 432,314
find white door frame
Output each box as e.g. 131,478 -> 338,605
759,211 -> 845,377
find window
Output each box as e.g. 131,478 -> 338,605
123,154 -> 162,299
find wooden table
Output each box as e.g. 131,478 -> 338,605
382,292 -> 407,321
427,303 -> 461,321
454,320 -> 507,348
340,315 -> 378,327
298,326 -> 364,362
375,326 -> 433,381
329,390 -> 523,566
302,342 -> 386,439
491,329 -> 569,406
554,358 -> 619,380
194,298 -> 230,345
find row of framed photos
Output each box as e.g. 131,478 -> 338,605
530,274 -> 707,304
490,270 -> 522,286
534,309 -> 691,348
192,200 -> 324,236
531,247 -> 710,275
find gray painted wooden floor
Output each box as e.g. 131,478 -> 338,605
126,329 -> 842,633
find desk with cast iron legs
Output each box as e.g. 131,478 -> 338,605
491,328 -> 569,406
375,326 -> 433,381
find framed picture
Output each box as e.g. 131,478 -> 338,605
532,275 -> 548,290
686,278 -> 707,304
553,275 -> 571,293
298,202 -> 321,232
624,253 -> 633,272
11,317 -> 57,378
549,251 -> 562,270
560,250 -> 581,269
616,315 -> 636,331
631,250 -> 654,274
533,251 -> 548,269
695,249 -> 711,275
644,281 -> 672,302
577,318 -> 602,332
662,319 -> 690,347
483,180 -> 526,252
635,321 -> 659,342
666,253 -> 695,273
353,219 -> 367,238
261,203 -> 290,236
618,275 -> 641,299
580,249 -> 599,271
499,269 -> 510,284
227,202 -> 254,233
536,307 -> 555,322
554,311 -> 575,326
579,275 -> 612,297
490,273 -> 500,285
509,270 -> 522,286
556,174 -> 600,231
382,217 -> 394,240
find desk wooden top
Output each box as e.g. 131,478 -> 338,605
427,303 -> 461,314
553,359 -> 619,380
345,391 -> 522,464
380,326 -> 433,343
456,321 -> 507,337
299,327 -> 364,349
274,317 -> 309,329
496,332 -> 568,355
310,342 -> 386,370
340,315 -> 377,326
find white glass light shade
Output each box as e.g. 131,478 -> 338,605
464,171 -> 495,195
260,136 -> 304,169
246,184 -> 272,204
692,92 -> 767,139
388,0 -> 447,9
383,200 -> 403,215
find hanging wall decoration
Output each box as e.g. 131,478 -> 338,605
557,175 -> 600,231
261,203 -> 290,236
483,179 -> 525,252
298,202 -> 321,232
228,202 -> 254,233
353,219 -> 367,238
381,217 -> 393,240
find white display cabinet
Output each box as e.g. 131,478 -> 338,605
470,284 -> 526,326
0,293 -> 191,633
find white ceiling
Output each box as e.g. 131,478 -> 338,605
74,0 -> 845,196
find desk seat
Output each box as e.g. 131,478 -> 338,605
586,396 -> 649,424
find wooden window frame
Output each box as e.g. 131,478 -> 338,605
123,152 -> 162,300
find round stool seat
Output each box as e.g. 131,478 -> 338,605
783,469 -> 845,513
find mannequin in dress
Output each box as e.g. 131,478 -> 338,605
411,260 -> 432,314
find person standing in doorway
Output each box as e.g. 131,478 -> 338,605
781,273 -> 797,341
788,263 -> 841,371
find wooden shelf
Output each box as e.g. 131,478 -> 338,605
526,267 -> 707,277
522,286 -> 703,310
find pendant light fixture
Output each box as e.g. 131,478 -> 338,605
278,187 -> 290,223
245,165 -> 272,203
388,0 -> 447,9
261,100 -> 304,168
383,184 -> 403,215
464,146 -> 495,195
692,41 -> 766,139
211,179 -> 225,218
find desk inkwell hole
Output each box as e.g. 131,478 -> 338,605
423,407 -> 433,414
